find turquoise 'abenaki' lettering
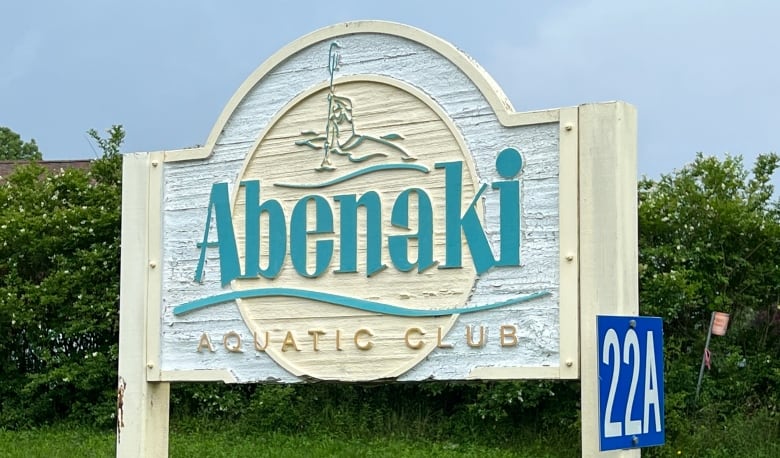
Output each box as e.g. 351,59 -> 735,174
195,182 -> 240,286
193,151 -> 524,285
435,161 -> 493,273
242,180 -> 286,279
291,195 -> 334,278
389,188 -> 435,272
333,191 -> 385,276
493,147 -> 523,266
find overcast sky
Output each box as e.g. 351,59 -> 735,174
1,0 -> 778,180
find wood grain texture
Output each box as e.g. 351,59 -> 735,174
157,31 -> 563,383
578,102 -> 639,458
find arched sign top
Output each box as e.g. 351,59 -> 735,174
148,19 -> 583,384
166,20 -> 540,163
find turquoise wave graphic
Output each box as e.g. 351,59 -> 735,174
172,288 -> 551,317
274,163 -> 429,189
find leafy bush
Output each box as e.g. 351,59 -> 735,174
638,153 -> 780,432
0,128 -> 122,428
1,122 -> 777,449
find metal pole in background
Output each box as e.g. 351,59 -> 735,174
695,312 -> 715,400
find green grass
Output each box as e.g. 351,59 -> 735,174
0,410 -> 777,457
0,426 -> 566,458
644,409 -> 780,458
171,433 -> 559,458
0,427 -> 113,457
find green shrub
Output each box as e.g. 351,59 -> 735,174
0,130 -> 122,428
1,123 -> 777,450
639,153 -> 780,439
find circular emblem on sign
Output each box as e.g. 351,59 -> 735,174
229,71 -> 480,380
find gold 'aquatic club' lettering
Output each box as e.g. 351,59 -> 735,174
197,325 -> 520,353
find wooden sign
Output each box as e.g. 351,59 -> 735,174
132,22 -> 581,384
117,21 -> 638,457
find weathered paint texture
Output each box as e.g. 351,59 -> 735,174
158,31 -> 562,382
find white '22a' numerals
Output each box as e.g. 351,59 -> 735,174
602,328 -> 662,438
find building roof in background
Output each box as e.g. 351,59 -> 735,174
0,160 -> 92,183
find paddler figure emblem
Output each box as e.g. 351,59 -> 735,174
296,42 -> 416,170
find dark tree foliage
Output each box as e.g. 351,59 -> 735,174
639,153 -> 780,429
0,127 -> 42,160
0,126 -> 123,427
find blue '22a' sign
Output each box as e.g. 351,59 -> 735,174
597,316 -> 665,451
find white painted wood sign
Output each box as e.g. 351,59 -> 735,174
118,21 -> 638,457
126,21 -> 582,384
